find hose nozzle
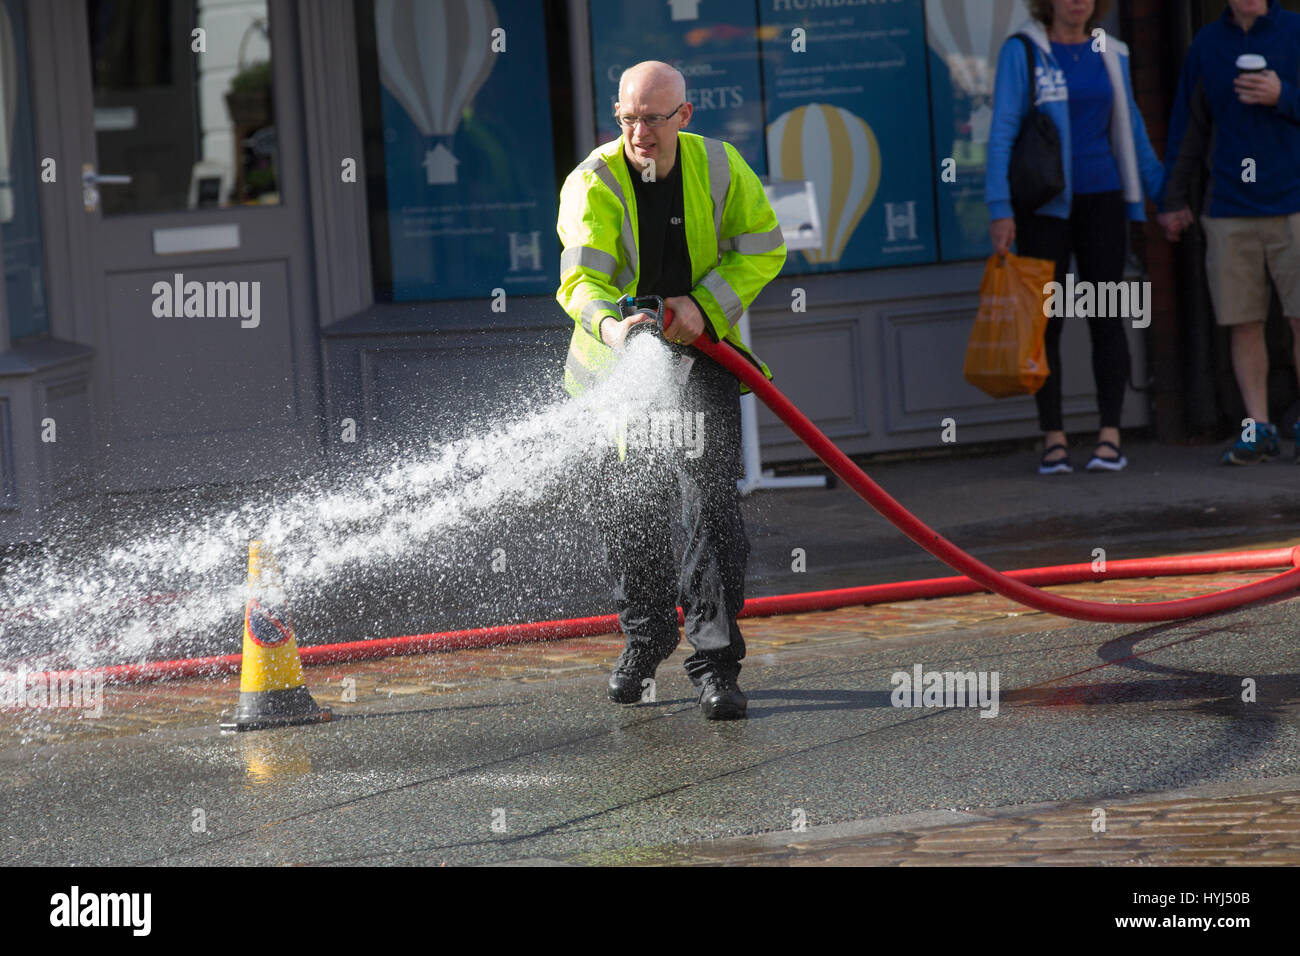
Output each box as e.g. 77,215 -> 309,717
617,294 -> 667,342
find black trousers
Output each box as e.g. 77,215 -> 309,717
1014,190 -> 1130,433
588,350 -> 748,685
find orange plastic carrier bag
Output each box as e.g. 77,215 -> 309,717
963,253 -> 1055,398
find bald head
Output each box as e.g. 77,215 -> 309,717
615,60 -> 693,178
618,61 -> 686,105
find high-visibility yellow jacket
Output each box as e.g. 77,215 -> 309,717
556,131 -> 786,395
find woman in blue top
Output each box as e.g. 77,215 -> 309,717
986,0 -> 1166,474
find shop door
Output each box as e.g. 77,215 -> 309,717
52,0 -> 320,489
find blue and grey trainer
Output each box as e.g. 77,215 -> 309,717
1223,422 -> 1280,465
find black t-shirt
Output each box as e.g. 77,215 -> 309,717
625,151 -> 692,299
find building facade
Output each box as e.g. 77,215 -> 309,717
0,0 -> 1289,542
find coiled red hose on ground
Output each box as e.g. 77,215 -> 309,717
21,328 -> 1300,687
31,545 -> 1298,685
686,324 -> 1300,622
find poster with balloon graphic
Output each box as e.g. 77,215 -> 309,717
759,0 -> 938,273
925,0 -> 1029,261
375,0 -> 558,301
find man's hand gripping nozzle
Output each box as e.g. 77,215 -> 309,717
617,293 -> 667,343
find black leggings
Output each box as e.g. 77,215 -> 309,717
1014,190 -> 1130,433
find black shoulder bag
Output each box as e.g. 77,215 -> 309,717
1009,34 -> 1065,214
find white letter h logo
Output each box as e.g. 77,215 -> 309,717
885,202 -> 917,242
508,231 -> 542,272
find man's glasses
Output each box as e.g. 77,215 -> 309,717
614,103 -> 685,129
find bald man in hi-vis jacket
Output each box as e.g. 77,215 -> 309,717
555,61 -> 786,719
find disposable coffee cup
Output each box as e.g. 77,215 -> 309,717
1237,54 -> 1267,76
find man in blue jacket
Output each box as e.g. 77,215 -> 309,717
1160,0 -> 1300,464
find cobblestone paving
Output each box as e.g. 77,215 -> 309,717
655,783 -> 1300,867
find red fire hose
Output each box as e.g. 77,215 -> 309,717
32,545 -> 1298,685
21,319 -> 1300,687
682,314 -> 1300,622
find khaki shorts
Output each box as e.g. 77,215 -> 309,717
1202,212 -> 1300,325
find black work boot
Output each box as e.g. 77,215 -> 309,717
608,644 -> 669,704
697,670 -> 747,720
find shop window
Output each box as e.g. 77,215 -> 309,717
760,1 -> 939,272
354,0 -> 569,303
1,0 -> 49,341
589,0 -> 766,172
350,0 -> 1177,297
926,0 -> 1032,262
87,0 -> 279,214
592,1 -> 940,275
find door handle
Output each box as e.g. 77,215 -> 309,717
81,163 -> 133,213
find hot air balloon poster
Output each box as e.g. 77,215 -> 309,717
759,0 -> 938,273
588,0 -> 766,171
925,0 -> 1030,261
373,0 -> 559,301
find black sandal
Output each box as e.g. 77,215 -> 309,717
1039,443 -> 1073,475
1086,440 -> 1128,472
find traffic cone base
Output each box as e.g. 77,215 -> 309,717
220,686 -> 332,732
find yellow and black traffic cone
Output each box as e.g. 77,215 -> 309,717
220,540 -> 332,732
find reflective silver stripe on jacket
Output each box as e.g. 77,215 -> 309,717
579,298 -> 618,337
581,156 -> 637,289
564,350 -> 601,391
700,270 -> 743,324
703,137 -> 731,252
560,245 -> 617,279
719,224 -> 785,255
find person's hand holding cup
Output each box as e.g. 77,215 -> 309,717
1235,54 -> 1281,106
